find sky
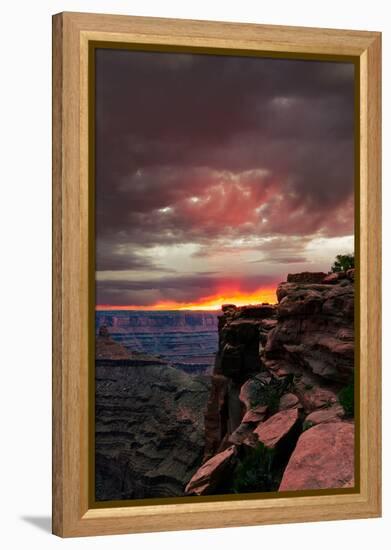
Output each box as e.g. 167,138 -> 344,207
95,48 -> 355,310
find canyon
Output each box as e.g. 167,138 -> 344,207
95,270 -> 355,501
96,310 -> 218,374
95,329 -> 211,500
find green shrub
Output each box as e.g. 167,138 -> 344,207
338,382 -> 354,417
232,443 -> 276,493
249,383 -> 279,412
249,373 -> 294,413
331,253 -> 354,273
302,420 -> 314,431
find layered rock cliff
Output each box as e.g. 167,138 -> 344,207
95,310 -> 219,370
186,270 -> 355,496
95,271 -> 355,500
95,330 -> 210,501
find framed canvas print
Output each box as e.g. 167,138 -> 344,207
52,12 -> 381,537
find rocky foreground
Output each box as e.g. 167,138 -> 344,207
95,269 -> 355,500
185,269 -> 355,496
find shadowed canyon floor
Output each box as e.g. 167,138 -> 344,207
95,270 -> 355,501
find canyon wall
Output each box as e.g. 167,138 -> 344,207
95,331 -> 210,501
96,310 -> 218,371
186,270 -> 355,496
95,270 -> 355,500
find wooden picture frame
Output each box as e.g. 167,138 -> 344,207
52,11 -> 381,537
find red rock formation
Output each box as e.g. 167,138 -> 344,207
268,276 -> 354,383
304,404 -> 344,426
253,408 -> 299,449
96,327 -> 131,360
203,375 -> 230,461
287,272 -> 327,284
278,393 -> 301,411
203,304 -> 277,460
185,446 -> 237,495
192,271 -> 355,497
322,272 -> 344,284
242,404 -> 268,423
296,385 -> 338,413
279,422 -> 355,491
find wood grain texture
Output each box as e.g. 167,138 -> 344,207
52,12 -> 63,537
52,12 -> 382,537
364,33 -> 382,514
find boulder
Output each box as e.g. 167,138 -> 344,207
304,403 -> 345,426
279,422 -> 355,491
279,393 -> 301,411
297,385 -> 338,413
185,446 -> 237,495
322,272 -> 343,284
242,404 -> 268,424
253,408 -> 299,449
228,423 -> 254,445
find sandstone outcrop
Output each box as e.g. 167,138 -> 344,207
279,393 -> 301,411
188,270 -> 355,496
279,422 -> 355,491
97,270 -> 355,500
202,306 -> 277,461
304,403 -> 344,427
185,446 -> 237,496
287,272 -> 327,284
253,409 -> 300,450
242,404 -> 268,424
267,275 -> 354,383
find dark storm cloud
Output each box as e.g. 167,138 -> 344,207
95,48 -> 355,304
96,239 -> 176,272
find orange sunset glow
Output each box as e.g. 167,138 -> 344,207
96,286 -> 277,311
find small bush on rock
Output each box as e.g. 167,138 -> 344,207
232,443 -> 276,493
302,420 -> 314,431
331,253 -> 354,273
338,382 -> 354,417
249,374 -> 294,413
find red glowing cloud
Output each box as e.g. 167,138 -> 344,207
94,50 -> 355,309
95,284 -> 277,311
